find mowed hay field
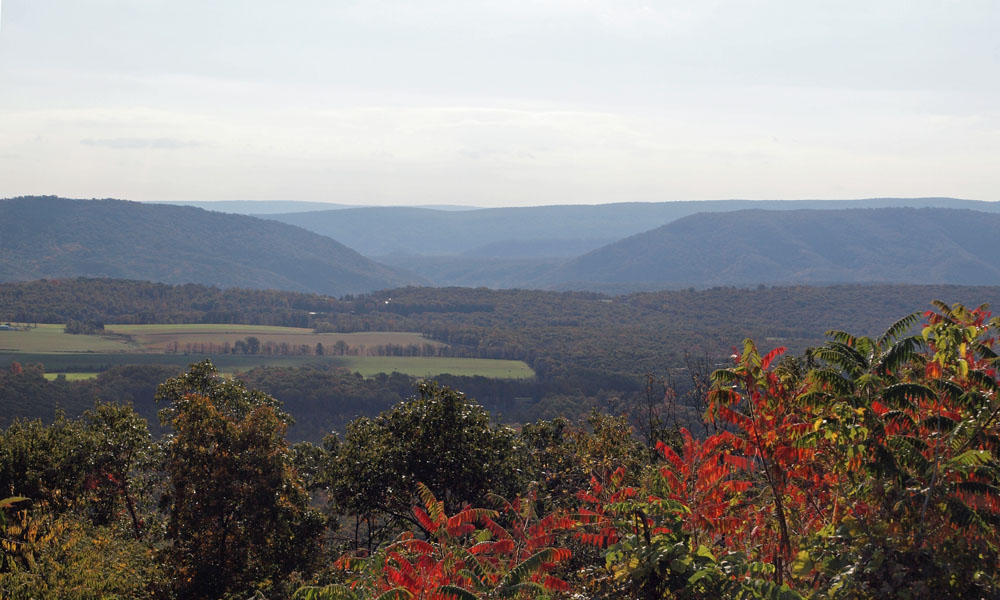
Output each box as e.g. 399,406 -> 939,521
105,324 -> 445,354
32,357 -> 535,380
0,324 -> 134,353
337,357 -> 534,379
1,324 -> 534,379
42,372 -> 100,381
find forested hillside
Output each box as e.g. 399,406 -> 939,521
0,196 -> 419,295
0,278 -> 349,325
6,198 -> 999,292
552,207 -> 1000,289
267,197 -> 999,258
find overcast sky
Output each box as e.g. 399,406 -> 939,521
1,1 -> 997,206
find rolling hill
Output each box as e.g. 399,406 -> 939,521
266,198 -> 1000,258
0,196 -> 420,295
549,208 -> 1000,289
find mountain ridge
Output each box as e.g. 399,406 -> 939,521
0,196 -> 421,295
265,197 -> 999,258
548,207 -> 1000,290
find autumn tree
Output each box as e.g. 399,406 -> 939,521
325,382 -> 525,550
0,403 -> 153,529
795,303 -> 1000,597
157,360 -> 323,600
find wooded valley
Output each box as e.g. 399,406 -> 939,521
4,300 -> 1000,599
4,198 -> 1000,599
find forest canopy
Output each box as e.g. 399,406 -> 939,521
3,301 -> 1000,599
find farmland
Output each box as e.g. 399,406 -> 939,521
0,324 -> 134,353
337,357 -> 534,379
0,323 -> 533,379
1,323 -> 445,355
42,372 -> 99,381
37,359 -> 534,381
104,324 -> 446,354
0,352 -> 328,373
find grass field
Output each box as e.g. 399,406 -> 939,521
43,372 -> 100,381
2,353 -> 534,380
1,352 -> 329,372
105,324 -> 444,353
0,324 -> 134,353
338,357 -> 534,379
1,324 -> 532,379
0,323 -> 444,355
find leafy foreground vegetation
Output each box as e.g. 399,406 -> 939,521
4,302 -> 1000,599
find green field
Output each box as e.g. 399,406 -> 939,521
0,323 -> 532,379
105,324 -> 445,354
42,372 -> 100,381
2,352 -> 534,380
1,352 -> 330,373
1,324 -> 445,355
337,357 -> 534,379
0,324 -> 134,353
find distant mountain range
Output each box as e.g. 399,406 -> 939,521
155,200 -> 362,214
155,200 -> 481,214
549,208 -> 1000,290
264,197 -> 1000,258
4,197 -> 1000,294
0,196 -> 420,295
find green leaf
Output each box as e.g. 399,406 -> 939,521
948,449 -> 993,468
374,589 -> 415,600
293,584 -> 362,600
435,585 -> 481,600
789,550 -> 813,577
496,548 -> 560,590
0,496 -> 29,509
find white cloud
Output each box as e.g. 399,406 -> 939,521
81,137 -> 204,149
0,0 -> 997,204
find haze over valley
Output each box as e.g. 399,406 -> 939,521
4,195 -> 999,293
3,2 -> 1000,597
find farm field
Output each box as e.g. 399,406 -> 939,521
0,324 -> 134,353
42,372 -> 100,381
104,324 -> 445,354
0,352 -> 329,373
337,356 -> 535,379
2,353 -> 534,380
0,323 -> 532,379
0,323 -> 444,355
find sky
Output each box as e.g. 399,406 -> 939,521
0,0 -> 997,207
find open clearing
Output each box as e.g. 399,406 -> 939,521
0,324 -> 133,353
2,352 -> 327,373
1,324 -> 532,379
43,372 -> 100,381
105,324 -> 444,354
4,353 -> 533,379
337,357 -> 534,379
0,324 -> 445,354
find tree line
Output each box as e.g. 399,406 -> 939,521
4,302 -> 1000,598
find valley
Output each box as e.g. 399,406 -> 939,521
6,4 -> 997,595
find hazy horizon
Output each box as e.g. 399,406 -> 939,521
6,195 -> 998,213
2,1 -> 997,206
